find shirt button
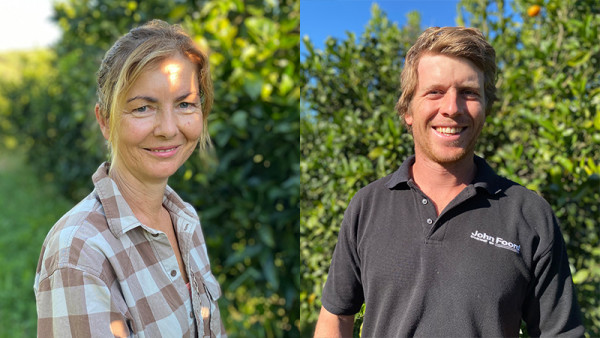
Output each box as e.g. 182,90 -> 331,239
190,311 -> 194,318
422,198 -> 428,205
426,218 -> 433,225
171,270 -> 177,277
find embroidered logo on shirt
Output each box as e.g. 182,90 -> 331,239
470,230 -> 521,254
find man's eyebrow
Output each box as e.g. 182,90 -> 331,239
126,95 -> 158,103
420,82 -> 481,91
458,83 -> 482,91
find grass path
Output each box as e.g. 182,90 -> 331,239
0,151 -> 72,337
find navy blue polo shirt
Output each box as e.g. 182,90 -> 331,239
321,155 -> 584,337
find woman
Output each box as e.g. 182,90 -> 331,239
34,20 -> 225,337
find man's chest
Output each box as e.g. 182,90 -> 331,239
355,194 -> 534,310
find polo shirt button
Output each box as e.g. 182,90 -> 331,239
426,218 -> 433,225
171,270 -> 177,277
190,311 -> 194,318
422,198 -> 428,205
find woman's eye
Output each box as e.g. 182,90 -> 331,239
179,102 -> 190,109
135,106 -> 148,113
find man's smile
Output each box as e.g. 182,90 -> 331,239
433,126 -> 465,136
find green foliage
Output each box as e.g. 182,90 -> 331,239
301,0 -> 599,336
0,0 -> 299,336
0,49 -> 56,152
300,5 -> 421,334
460,0 -> 600,335
178,1 -> 300,335
0,152 -> 72,337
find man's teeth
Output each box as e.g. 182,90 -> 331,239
435,127 -> 463,135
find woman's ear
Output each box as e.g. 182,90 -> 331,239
95,104 -> 110,141
404,111 -> 413,127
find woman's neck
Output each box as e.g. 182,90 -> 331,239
109,163 -> 168,228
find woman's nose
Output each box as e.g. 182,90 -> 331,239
153,108 -> 178,139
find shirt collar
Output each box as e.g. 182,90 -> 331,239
385,154 -> 503,195
92,162 -> 198,238
471,155 -> 503,195
384,155 -> 415,189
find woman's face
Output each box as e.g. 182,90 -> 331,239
109,53 -> 203,184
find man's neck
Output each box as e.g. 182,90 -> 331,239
410,153 -> 477,215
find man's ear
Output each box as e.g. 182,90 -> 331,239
95,104 -> 110,141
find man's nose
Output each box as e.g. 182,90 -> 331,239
440,90 -> 461,117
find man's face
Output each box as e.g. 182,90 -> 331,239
405,53 -> 485,165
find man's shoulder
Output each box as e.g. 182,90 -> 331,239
488,173 -> 561,250
494,174 -> 554,212
353,171 -> 400,199
344,170 -> 407,219
474,156 -> 554,214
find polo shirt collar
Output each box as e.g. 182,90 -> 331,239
385,154 -> 503,195
92,162 -> 198,238
384,155 -> 415,189
471,155 -> 504,195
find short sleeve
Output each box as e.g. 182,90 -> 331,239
521,215 -> 584,337
321,197 -> 365,315
36,267 -> 131,337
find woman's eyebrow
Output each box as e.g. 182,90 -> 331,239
126,92 -> 199,103
126,95 -> 158,103
175,92 -> 196,102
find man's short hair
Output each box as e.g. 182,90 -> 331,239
396,27 -> 497,129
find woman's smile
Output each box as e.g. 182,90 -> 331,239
144,145 -> 181,157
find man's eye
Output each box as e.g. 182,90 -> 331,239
463,90 -> 480,97
179,102 -> 190,109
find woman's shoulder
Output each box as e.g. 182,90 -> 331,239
163,185 -> 200,221
36,190 -> 115,280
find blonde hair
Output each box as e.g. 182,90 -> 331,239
96,19 -> 213,161
396,27 -> 497,129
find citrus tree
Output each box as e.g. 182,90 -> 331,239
460,0 -> 599,335
300,6 -> 420,335
300,0 -> 599,336
1,0 -> 299,336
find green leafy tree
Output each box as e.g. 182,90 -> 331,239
300,0 -> 599,336
459,0 -> 599,335
300,6 -> 421,335
179,1 -> 300,335
1,0 -> 299,336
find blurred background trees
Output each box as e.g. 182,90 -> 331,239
0,0 -> 299,336
301,0 -> 598,336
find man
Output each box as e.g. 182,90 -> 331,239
314,27 -> 584,337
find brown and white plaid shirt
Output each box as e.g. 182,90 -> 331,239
34,162 -> 226,337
